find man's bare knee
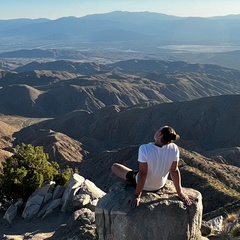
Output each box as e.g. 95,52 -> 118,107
111,163 -> 123,175
111,163 -> 119,173
111,163 -> 132,180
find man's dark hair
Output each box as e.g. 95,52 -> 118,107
161,126 -> 180,143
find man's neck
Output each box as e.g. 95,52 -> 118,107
154,141 -> 164,147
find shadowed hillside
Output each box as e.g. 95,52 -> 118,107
0,60 -> 240,117
14,94 -> 240,154
204,147 -> 240,167
0,84 -> 44,116
0,120 -> 16,167
14,129 -> 87,167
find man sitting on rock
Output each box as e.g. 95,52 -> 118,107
111,125 -> 192,208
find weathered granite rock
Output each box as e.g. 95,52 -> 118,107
33,181 -> 56,203
61,173 -> 106,213
78,179 -> 106,200
21,181 -> 56,219
52,185 -> 65,199
60,208 -> 98,240
96,180 -> 203,240
207,215 -> 224,232
61,173 -> 85,212
68,208 -> 95,226
86,199 -> 99,212
37,198 -> 62,219
22,195 -> 44,219
3,199 -> 23,223
70,193 -> 91,211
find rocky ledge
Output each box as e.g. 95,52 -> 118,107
96,180 -> 202,240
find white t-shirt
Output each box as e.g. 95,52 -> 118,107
136,142 -> 179,191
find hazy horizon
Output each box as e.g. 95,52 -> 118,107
1,0 -> 240,20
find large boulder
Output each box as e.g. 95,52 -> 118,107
61,173 -> 106,212
61,173 -> 85,212
95,180 -> 203,240
21,181 -> 56,219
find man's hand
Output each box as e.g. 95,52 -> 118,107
128,195 -> 140,208
178,192 -> 194,205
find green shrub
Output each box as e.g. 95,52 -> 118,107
55,165 -> 78,186
0,143 -> 75,202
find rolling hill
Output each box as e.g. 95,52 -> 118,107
0,60 -> 240,117
13,94 -> 240,154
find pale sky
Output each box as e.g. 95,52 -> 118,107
0,0 -> 240,20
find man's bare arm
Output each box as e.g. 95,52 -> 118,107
129,162 -> 147,208
169,161 -> 192,205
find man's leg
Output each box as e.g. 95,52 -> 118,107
111,163 -> 132,180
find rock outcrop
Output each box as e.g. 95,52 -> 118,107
4,173 -> 105,222
95,180 -> 203,240
3,199 -> 23,224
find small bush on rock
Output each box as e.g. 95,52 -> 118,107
55,165 -> 78,186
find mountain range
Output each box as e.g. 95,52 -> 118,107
0,11 -> 240,220
1,12 -> 240,45
1,11 -> 240,71
0,59 -> 240,118
0,57 -> 239,218
1,59 -> 240,156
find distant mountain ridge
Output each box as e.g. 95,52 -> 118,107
2,48 -> 240,72
1,11 -> 240,72
14,60 -> 106,74
0,11 -> 240,50
12,58 -> 240,76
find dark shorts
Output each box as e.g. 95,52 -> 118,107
126,170 -> 165,192
126,170 -> 138,188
